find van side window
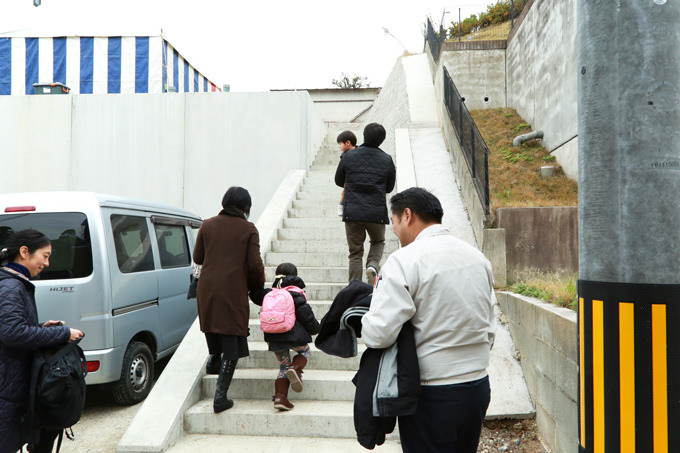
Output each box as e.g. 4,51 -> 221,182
154,224 -> 190,268
0,212 -> 93,280
111,215 -> 155,273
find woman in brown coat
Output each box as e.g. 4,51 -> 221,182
193,186 -> 265,413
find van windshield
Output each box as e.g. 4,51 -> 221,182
0,212 -> 93,280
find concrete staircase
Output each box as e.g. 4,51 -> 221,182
167,124 -> 403,451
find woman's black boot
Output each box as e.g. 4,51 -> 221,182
213,359 -> 237,413
206,354 -> 221,375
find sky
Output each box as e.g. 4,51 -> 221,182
1,0 -> 497,92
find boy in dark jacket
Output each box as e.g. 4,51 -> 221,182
249,263 -> 320,411
334,123 -> 396,285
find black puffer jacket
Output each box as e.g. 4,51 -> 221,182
335,145 -> 396,224
249,275 -> 320,351
0,268 -> 70,452
353,322 -> 420,450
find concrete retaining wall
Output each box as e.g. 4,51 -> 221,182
437,48 -> 507,111
505,0 -> 578,180
496,292 -> 578,453
2,91 -> 326,221
366,57 -> 411,158
497,207 -> 578,282
431,0 -> 578,181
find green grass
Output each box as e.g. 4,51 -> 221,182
510,272 -> 578,310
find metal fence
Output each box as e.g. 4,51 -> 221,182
442,0 -> 529,43
443,66 -> 490,215
426,18 -> 443,62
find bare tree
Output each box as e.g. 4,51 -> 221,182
332,73 -> 370,89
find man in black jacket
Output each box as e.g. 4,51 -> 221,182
334,123 -> 396,285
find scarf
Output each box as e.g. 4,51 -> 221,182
4,262 -> 31,279
219,206 -> 248,219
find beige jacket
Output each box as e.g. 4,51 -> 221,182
361,224 -> 496,385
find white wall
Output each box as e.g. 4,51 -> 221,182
1,91 -> 327,222
303,88 -> 379,123
3,96 -> 73,190
70,94 -> 186,207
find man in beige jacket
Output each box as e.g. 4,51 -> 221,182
362,187 -> 496,453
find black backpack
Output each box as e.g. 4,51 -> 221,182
25,338 -> 88,451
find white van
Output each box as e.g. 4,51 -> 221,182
0,192 -> 202,404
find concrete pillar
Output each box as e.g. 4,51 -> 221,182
578,1 -> 680,451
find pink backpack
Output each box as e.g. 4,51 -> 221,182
260,286 -> 305,334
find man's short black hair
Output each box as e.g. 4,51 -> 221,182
336,130 -> 357,146
390,187 -> 444,224
363,123 -> 386,147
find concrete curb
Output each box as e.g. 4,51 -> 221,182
116,169 -> 307,453
395,128 -> 416,192
116,317 -> 206,452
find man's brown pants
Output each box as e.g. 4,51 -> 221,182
344,221 -> 385,283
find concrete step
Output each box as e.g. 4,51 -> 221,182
282,218 -> 346,229
166,434 -> 402,453
251,281 -> 346,302
294,191 -> 342,201
239,342 -> 362,371
304,169 -> 336,178
300,177 -> 338,187
313,157 -> 341,166
271,239 -> 400,254
292,199 -> 343,210
184,399 -> 379,439
309,164 -> 338,172
266,252 -> 348,268
266,251 -> 391,268
263,266 -> 347,283
277,228 -> 346,241
298,184 -> 337,195
202,369 -> 357,401
249,300 -> 333,320
287,206 -> 341,218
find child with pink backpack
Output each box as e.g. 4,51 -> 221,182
249,263 -> 320,411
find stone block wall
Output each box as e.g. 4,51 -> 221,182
496,291 -> 579,453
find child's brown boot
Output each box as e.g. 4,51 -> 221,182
285,355 -> 307,392
273,378 -> 294,411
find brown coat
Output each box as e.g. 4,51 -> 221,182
193,213 -> 265,336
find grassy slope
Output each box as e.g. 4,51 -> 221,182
472,108 -> 579,308
447,21 -> 511,42
471,107 -> 578,227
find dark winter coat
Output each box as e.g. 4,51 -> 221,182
315,279 -> 373,358
193,209 -> 265,337
353,322 -> 420,450
335,144 -> 396,224
249,275 -> 320,351
0,268 -> 71,453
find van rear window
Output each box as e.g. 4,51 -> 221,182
0,212 -> 93,280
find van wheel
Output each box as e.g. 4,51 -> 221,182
112,341 -> 154,405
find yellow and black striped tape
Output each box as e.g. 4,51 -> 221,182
578,280 -> 679,453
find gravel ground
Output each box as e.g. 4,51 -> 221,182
57,385 -> 142,453
56,357 -> 171,453
479,419 -> 550,452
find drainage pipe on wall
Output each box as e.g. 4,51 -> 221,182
512,130 -> 544,147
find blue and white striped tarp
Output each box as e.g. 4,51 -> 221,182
0,35 -> 219,95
